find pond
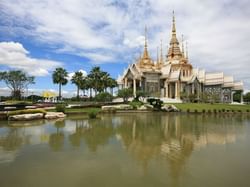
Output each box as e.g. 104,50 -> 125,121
0,113 -> 250,187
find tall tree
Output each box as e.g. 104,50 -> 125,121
0,70 -> 35,99
71,71 -> 84,99
87,66 -> 117,95
88,67 -> 103,95
107,77 -> 118,96
52,67 -> 68,100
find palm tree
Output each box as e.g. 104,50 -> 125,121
79,76 -> 89,96
109,78 -> 118,96
71,71 -> 84,100
52,67 -> 68,100
88,66 -> 102,95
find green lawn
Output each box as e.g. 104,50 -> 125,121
173,103 -> 250,112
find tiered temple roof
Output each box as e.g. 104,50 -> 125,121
117,11 -> 243,94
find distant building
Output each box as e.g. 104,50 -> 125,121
117,12 -> 243,103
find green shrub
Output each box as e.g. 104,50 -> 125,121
222,109 -> 225,112
95,92 -> 113,102
218,110 -> 221,113
226,109 -> 230,112
194,109 -> 198,113
7,109 -> 46,116
207,109 -> 211,114
213,109 -> 217,113
133,90 -> 149,101
231,109 -> 234,113
88,109 -> 99,119
187,109 -> 190,113
238,110 -> 242,113
246,109 -> 250,112
117,88 -> 133,102
129,101 -> 143,109
202,109 -> 206,113
146,98 -> 163,110
55,104 -> 66,113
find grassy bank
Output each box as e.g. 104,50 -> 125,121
174,103 -> 250,112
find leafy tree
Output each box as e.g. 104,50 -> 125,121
108,78 -> 118,96
233,91 -> 242,103
52,67 -> 68,100
87,66 -> 117,96
180,91 -> 188,103
244,92 -> 250,103
0,70 -> 35,99
95,92 -> 113,102
117,88 -> 133,102
87,67 -> 103,94
79,76 -> 89,96
71,71 -> 85,100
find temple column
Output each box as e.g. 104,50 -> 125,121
169,83 -> 172,98
133,79 -> 136,97
124,78 -> 128,88
231,91 -> 234,103
165,81 -> 168,98
241,91 -> 244,104
175,82 -> 178,99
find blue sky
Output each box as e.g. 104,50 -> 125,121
0,0 -> 250,97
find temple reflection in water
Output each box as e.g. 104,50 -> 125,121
0,114 -> 248,187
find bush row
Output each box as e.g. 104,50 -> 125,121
186,109 -> 250,113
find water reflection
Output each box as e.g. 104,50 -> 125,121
49,119 -> 65,151
0,114 -> 248,186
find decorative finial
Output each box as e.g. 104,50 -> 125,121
144,25 -> 148,48
160,39 -> 163,63
186,41 -> 189,60
142,25 -> 150,60
182,34 -> 185,57
157,46 -> 159,63
172,10 -> 176,33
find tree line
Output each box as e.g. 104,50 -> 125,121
0,66 -> 117,100
52,66 -> 117,100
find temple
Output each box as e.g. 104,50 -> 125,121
117,12 -> 244,103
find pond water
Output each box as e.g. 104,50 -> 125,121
0,113 -> 250,187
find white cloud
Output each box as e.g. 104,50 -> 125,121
0,87 -> 10,97
0,42 -> 62,76
1,0 -> 250,89
67,69 -> 87,81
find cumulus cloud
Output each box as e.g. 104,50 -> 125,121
0,42 -> 62,76
0,0 -> 250,89
67,69 -> 87,81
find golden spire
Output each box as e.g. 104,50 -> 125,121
172,10 -> 176,35
186,41 -> 189,60
160,39 -> 163,63
181,34 -> 185,57
167,11 -> 182,60
156,46 -> 159,63
142,25 -> 150,59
